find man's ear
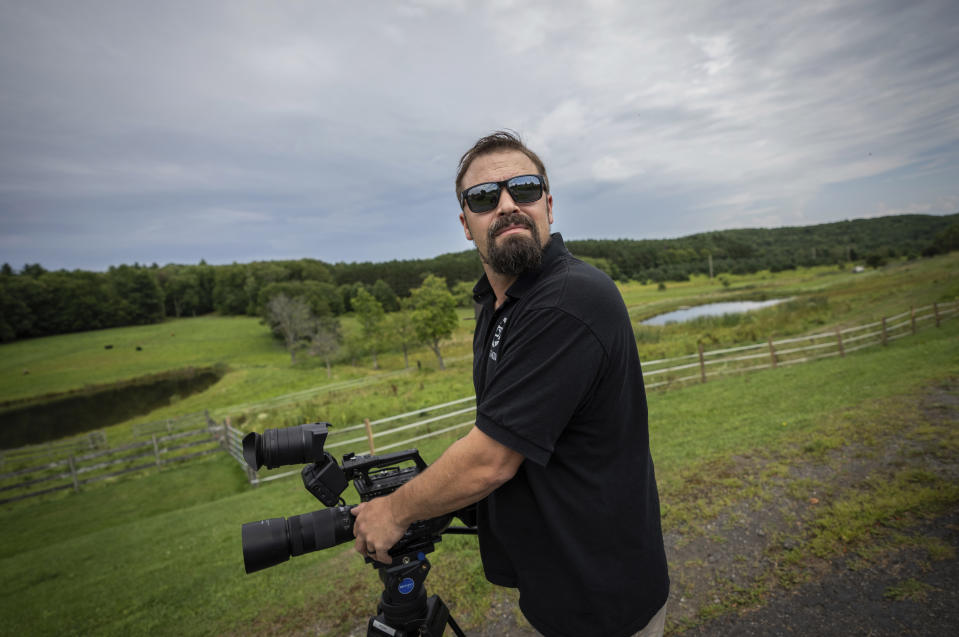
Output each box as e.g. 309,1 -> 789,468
460,212 -> 473,241
546,193 -> 554,226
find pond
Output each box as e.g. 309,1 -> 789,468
641,299 -> 791,326
0,366 -> 224,449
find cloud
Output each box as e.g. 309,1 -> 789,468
1,0 -> 957,270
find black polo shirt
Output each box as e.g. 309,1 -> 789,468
472,233 -> 669,637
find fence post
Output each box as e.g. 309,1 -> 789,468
152,435 -> 163,467
835,327 -> 845,357
934,302 -> 941,327
697,342 -> 707,383
68,456 -> 80,492
364,418 -> 376,454
909,307 -> 916,334
881,317 -> 888,346
767,337 -> 778,368
211,416 -> 228,452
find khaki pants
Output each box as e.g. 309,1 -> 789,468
631,602 -> 667,637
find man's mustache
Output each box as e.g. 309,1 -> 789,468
489,213 -> 536,239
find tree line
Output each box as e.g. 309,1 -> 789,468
569,213 -> 959,283
2,212 -> 956,344
263,273 -> 459,375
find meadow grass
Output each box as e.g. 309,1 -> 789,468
1,252 -> 956,635
0,317 -> 955,636
0,316 -> 282,404
2,253 -> 954,418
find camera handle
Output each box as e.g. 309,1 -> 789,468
366,547 -> 466,637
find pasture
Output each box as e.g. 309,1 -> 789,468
0,252 -> 956,635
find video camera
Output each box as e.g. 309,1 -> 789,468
240,422 -> 475,636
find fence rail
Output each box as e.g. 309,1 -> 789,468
641,302 -> 957,389
0,424 -> 224,505
0,430 -> 108,468
230,398 -> 479,486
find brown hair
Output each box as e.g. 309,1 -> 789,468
455,130 -> 549,202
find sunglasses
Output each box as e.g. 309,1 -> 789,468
459,174 -> 546,214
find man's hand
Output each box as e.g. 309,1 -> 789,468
350,426 -> 522,565
351,496 -> 407,564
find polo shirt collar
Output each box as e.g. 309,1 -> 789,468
472,232 -> 567,306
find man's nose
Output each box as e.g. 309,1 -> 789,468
494,188 -> 520,215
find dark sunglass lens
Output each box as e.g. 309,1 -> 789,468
466,183 -> 500,213
507,176 -> 543,203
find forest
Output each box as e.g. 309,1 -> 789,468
2,212 -> 957,343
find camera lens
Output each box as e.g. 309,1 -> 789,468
241,518 -> 290,573
241,506 -> 355,574
242,422 -> 331,469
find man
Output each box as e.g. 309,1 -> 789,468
352,131 -> 669,637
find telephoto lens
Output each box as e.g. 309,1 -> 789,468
241,506 -> 355,573
243,422 -> 331,469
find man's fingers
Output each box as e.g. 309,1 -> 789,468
353,537 -> 367,555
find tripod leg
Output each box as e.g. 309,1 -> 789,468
446,612 -> 467,637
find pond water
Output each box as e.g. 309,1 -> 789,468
641,299 -> 790,326
0,367 -> 224,449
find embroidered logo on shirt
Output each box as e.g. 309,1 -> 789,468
489,316 -> 508,361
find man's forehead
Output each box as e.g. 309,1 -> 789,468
462,150 -> 538,186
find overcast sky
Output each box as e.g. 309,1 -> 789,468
2,0 -> 958,271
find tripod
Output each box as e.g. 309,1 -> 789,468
365,533 -> 474,637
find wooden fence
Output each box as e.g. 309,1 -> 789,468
0,424 -> 224,505
234,299 -> 957,485
641,301 -> 957,389
0,430 -> 108,470
232,396 -> 478,486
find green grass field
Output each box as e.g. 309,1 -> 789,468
0,319 -> 955,636
0,252 -> 957,635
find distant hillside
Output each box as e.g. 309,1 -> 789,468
567,213 -> 959,282
2,213 -> 956,342
330,212 -> 959,289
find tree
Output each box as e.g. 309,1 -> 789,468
386,310 -> 417,369
265,294 -> 314,363
0,278 -> 33,341
371,279 -> 400,312
309,316 -> 342,378
406,274 -> 458,370
258,280 -> 343,317
451,280 -> 475,308
194,260 -> 216,314
106,265 -> 164,325
864,253 -> 887,269
213,264 -> 248,314
159,267 -> 201,318
925,222 -> 959,256
244,262 -> 290,315
352,287 -> 386,369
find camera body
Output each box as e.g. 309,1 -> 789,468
241,422 -> 473,574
